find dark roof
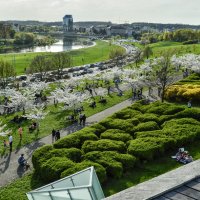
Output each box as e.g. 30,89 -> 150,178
153,177 -> 200,200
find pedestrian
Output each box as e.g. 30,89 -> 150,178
82,114 -> 86,126
18,126 -> 23,140
79,113 -> 83,125
55,130 -> 60,141
8,134 -> 13,152
52,129 -> 56,143
187,100 -> 192,108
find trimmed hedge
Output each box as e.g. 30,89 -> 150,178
101,129 -> 133,142
114,108 -> 141,119
82,139 -> 126,153
32,145 -> 53,172
54,134 -> 80,149
61,161 -> 107,184
128,137 -> 176,160
135,130 -> 166,139
49,148 -> 82,162
175,108 -> 200,121
90,123 -> 107,137
40,157 -> 75,182
133,121 -> 160,134
161,118 -> 200,129
99,118 -> 134,133
84,151 -> 136,171
135,113 -> 159,123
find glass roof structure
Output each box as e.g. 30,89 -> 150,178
26,166 -> 105,200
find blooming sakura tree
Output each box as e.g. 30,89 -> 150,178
171,54 -> 200,74
0,121 -> 10,137
23,106 -> 49,132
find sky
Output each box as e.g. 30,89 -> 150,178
0,0 -> 200,25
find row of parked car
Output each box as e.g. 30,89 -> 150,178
5,44 -> 138,88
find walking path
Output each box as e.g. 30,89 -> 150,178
0,90 -> 158,188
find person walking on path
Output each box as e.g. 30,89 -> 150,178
55,130 -> 60,141
187,100 -> 192,108
18,126 -> 23,140
8,134 -> 13,152
82,114 -> 86,126
52,129 -> 56,143
79,113 -> 83,125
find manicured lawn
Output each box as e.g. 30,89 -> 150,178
1,137 -> 200,200
0,40 -> 125,75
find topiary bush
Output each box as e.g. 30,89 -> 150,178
54,134 -> 81,149
101,129 -> 133,142
127,137 -> 175,160
135,130 -> 166,139
49,148 -> 82,162
61,161 -> 107,184
90,123 -> 107,137
32,144 -> 53,172
114,108 -> 141,119
163,105 -> 185,115
133,121 -> 160,134
175,108 -> 200,121
135,113 -> 159,123
82,139 -> 126,153
84,151 -> 136,171
40,157 -> 75,182
99,119 -> 134,133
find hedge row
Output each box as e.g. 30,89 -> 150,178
100,129 -> 133,142
32,100 -> 200,185
84,151 -> 136,178
82,139 -> 126,153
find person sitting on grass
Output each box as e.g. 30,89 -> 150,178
29,121 -> 37,132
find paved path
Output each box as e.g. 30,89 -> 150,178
0,90 -> 157,188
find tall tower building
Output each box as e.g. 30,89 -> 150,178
63,15 -> 73,32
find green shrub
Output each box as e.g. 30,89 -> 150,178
61,161 -> 107,184
115,108 -> 141,119
73,129 -> 99,145
101,129 -> 133,142
49,148 -> 82,162
82,139 -> 126,153
127,118 -> 140,126
90,123 -> 106,137
128,137 -> 175,160
162,124 -> 200,145
136,113 -> 159,123
161,118 -> 200,129
54,134 -> 81,149
146,104 -> 170,115
133,121 -> 159,134
158,115 -> 174,125
175,108 -> 200,121
99,119 -> 134,133
32,144 -> 53,172
163,106 -> 185,115
84,151 -> 136,171
135,130 -> 166,139
40,157 -> 75,182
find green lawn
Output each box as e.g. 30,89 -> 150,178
0,40 -> 125,75
1,135 -> 200,200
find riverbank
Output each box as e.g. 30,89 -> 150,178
0,40 -> 125,75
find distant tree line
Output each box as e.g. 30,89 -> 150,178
140,29 -> 200,44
